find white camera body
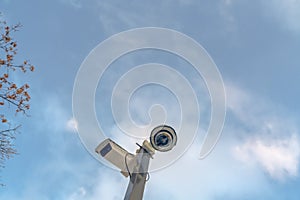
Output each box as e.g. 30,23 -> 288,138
95,139 -> 135,174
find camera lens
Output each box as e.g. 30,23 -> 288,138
150,125 -> 177,152
155,133 -> 170,147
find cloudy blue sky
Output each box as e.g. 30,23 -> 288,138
1,0 -> 300,199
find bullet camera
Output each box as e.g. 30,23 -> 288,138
150,125 -> 177,152
95,138 -> 135,173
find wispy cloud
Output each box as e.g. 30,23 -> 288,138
66,117 -> 78,132
95,1 -> 186,34
38,95 -> 70,132
66,168 -> 127,200
227,82 -> 300,181
60,0 -> 83,9
218,0 -> 238,32
218,0 -> 300,34
67,187 -> 86,200
262,0 -> 300,33
234,134 -> 300,180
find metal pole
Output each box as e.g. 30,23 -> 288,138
124,144 -> 151,200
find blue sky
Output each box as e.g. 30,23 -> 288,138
1,0 -> 300,199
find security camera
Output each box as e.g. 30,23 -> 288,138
95,125 -> 177,173
95,139 -> 135,173
95,125 -> 177,199
150,125 -> 177,152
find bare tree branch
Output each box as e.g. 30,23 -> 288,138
0,15 -> 34,185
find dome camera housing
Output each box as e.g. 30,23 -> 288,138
150,125 -> 177,152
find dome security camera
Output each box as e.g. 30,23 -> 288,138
150,125 -> 177,152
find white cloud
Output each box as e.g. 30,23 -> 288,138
226,82 -> 291,131
227,83 -> 300,180
37,95 -> 78,135
67,187 -> 86,200
95,1 -> 183,34
66,168 -> 127,200
263,0 -> 300,33
219,0 -> 300,34
218,0 -> 238,32
40,96 -> 69,132
61,0 -> 82,9
144,138 -> 269,200
234,134 -> 300,180
66,118 -> 78,132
